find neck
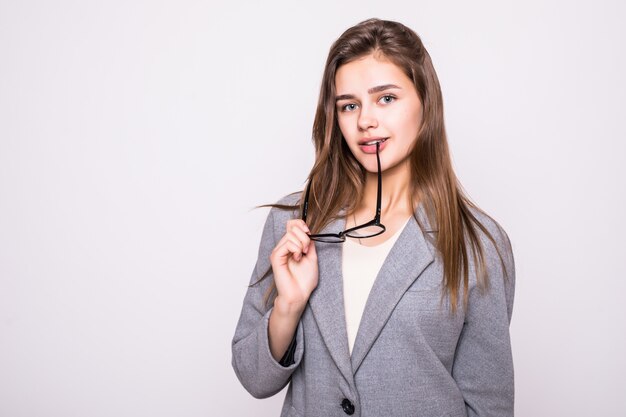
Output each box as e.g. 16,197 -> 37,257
361,159 -> 413,218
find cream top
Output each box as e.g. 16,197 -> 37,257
342,216 -> 412,355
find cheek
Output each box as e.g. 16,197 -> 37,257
338,119 -> 360,152
337,116 -> 353,137
394,109 -> 421,143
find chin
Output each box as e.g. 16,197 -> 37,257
350,149 -> 383,173
358,161 -> 381,175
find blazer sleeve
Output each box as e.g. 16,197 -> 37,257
231,204 -> 305,399
452,219 -> 516,417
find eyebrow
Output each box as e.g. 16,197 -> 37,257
335,84 -> 402,101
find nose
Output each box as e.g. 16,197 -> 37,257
357,104 -> 378,131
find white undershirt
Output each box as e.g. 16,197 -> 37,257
342,216 -> 412,355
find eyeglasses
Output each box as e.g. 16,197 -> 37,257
302,141 -> 386,243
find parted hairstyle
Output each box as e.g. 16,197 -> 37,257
253,17 -> 508,314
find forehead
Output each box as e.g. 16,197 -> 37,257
335,54 -> 411,93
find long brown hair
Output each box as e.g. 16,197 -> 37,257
254,18 -> 508,313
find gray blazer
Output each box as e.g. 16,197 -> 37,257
232,192 -> 515,417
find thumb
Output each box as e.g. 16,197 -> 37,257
305,239 -> 317,260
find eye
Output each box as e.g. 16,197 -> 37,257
339,103 -> 358,112
379,94 -> 396,104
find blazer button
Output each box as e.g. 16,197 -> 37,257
341,398 -> 355,415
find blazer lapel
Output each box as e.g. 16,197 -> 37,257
307,204 -> 436,381
307,211 -> 353,384
350,204 -> 436,374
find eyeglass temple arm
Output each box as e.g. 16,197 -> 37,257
375,141 -> 382,222
304,141 -> 381,223
302,179 -> 312,222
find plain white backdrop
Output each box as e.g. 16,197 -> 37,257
1,0 -> 625,416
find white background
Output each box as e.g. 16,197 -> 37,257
1,0 -> 625,416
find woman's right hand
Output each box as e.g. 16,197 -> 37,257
269,219 -> 319,313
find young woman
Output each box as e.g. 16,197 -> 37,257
232,18 -> 515,417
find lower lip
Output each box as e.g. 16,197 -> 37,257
359,139 -> 388,154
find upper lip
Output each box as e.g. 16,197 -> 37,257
358,137 -> 388,145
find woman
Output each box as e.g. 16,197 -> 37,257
232,18 -> 515,417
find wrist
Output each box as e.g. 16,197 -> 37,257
273,296 -> 306,317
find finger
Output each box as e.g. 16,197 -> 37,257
271,238 -> 300,265
284,240 -> 304,261
285,219 -> 310,239
277,220 -> 307,247
305,238 -> 317,260
275,231 -> 303,252
285,236 -> 304,256
270,240 -> 288,265
273,235 -> 304,262
288,225 -> 311,254
286,219 -> 310,234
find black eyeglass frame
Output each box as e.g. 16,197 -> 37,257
301,141 -> 386,243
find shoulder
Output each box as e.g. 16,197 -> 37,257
465,205 -> 515,295
275,191 -> 303,207
466,205 -> 513,257
254,191 -> 304,273
465,205 -> 516,320
265,190 -> 304,235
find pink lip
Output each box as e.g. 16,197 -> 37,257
358,138 -> 388,154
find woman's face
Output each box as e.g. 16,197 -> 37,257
334,53 -> 423,174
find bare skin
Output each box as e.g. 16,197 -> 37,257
267,53 -> 423,361
268,219 -> 318,361
345,158 -> 416,247
336,54 -> 423,246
